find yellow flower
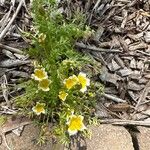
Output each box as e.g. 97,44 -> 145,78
38,79 -> 51,91
31,68 -> 48,81
63,75 -> 79,90
78,72 -> 90,93
67,114 -> 86,136
32,102 -> 46,115
38,33 -> 46,43
58,91 -> 68,101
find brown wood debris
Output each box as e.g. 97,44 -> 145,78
0,1 -> 32,110
67,0 -> 150,121
0,0 -> 150,129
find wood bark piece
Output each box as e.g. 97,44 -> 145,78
10,70 -> 30,78
75,42 -> 122,53
0,59 -> 30,68
107,59 -> 121,71
101,119 -> 150,126
121,9 -> 128,29
1,75 -> 11,108
0,43 -> 23,54
103,93 -> 126,103
129,70 -> 141,80
130,58 -> 136,69
127,81 -> 144,91
144,31 -> 150,43
129,43 -> 147,51
134,80 -> 150,110
114,55 -> 125,68
2,49 -> 16,59
117,68 -> 132,77
137,60 -> 144,70
99,68 -> 121,86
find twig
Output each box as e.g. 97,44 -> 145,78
1,75 -> 11,108
75,42 -> 122,53
103,93 -> 126,103
135,80 -> 150,110
0,43 -> 23,54
1,134 -> 11,150
0,5 -> 13,32
0,0 -> 24,41
0,59 -> 30,68
100,119 -> 150,126
136,50 -> 150,57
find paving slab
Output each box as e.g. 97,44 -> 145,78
137,126 -> 150,150
0,124 -> 134,150
86,125 -> 134,150
0,124 -> 64,150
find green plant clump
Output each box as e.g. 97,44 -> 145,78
15,0 -> 103,144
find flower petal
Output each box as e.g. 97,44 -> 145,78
68,129 -> 78,136
64,75 -> 78,90
58,91 -> 68,101
67,114 -> 86,136
78,72 -> 90,92
32,102 -> 46,115
80,87 -> 87,93
31,68 -> 48,81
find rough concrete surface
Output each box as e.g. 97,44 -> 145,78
0,124 -> 136,150
137,126 -> 150,150
0,124 -> 64,150
86,125 -> 134,150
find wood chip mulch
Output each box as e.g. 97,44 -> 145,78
65,0 -> 150,124
0,0 -> 32,111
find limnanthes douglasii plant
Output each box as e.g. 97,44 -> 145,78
15,0 -> 103,144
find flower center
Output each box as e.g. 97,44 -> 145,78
35,69 -> 46,79
39,79 -> 50,89
36,105 -> 44,113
